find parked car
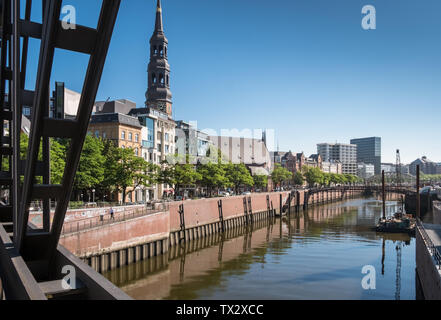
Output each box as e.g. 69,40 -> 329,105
241,191 -> 251,195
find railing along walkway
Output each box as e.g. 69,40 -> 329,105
61,207 -> 166,236
417,219 -> 441,270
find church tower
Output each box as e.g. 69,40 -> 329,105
145,0 -> 173,116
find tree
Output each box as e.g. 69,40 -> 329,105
303,167 -> 324,187
102,144 -> 153,203
271,164 -> 293,189
322,173 -> 331,187
73,135 -> 105,198
196,162 -> 230,196
344,174 -> 358,185
224,163 -> 254,194
253,175 -> 268,191
50,138 -> 67,185
162,154 -> 201,197
293,171 -> 304,186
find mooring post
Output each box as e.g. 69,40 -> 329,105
218,199 -> 224,233
416,165 -> 420,219
279,193 -> 282,216
382,170 -> 386,219
179,204 -> 186,243
248,197 -> 253,224
288,193 -> 291,216
243,197 -> 249,225
266,195 -> 271,215
271,201 -> 274,217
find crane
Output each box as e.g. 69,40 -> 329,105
396,149 -> 402,187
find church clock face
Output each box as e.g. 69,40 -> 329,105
158,103 -> 167,113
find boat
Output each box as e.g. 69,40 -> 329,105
375,211 -> 415,236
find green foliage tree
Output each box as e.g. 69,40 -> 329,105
271,164 -> 293,189
102,144 -> 153,203
196,162 -> 230,196
303,167 -> 324,187
293,171 -> 304,186
224,163 -> 254,194
162,154 -> 201,197
73,135 -> 106,196
50,139 -> 67,185
253,175 -> 268,190
321,172 -> 332,187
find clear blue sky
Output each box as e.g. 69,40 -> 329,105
25,0 -> 441,164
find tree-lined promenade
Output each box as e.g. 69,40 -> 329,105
8,135 -> 362,204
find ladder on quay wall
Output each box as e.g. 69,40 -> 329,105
0,0 -> 130,300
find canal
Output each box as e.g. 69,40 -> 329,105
104,197 -> 416,300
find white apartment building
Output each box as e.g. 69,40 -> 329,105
317,143 -> 357,175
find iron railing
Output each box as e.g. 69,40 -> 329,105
417,218 -> 441,269
61,206 -> 167,235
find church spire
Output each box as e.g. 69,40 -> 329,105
155,0 -> 163,33
146,0 -> 173,117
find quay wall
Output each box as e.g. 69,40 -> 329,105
433,202 -> 441,225
60,188 -> 364,273
416,225 -> 441,300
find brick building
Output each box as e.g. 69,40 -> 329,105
89,113 -> 143,203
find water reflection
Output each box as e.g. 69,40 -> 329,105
103,197 -> 415,300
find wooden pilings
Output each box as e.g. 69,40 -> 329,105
82,188 -> 368,274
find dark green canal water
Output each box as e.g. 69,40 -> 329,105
104,197 -> 416,300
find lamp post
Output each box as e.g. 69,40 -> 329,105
92,189 -> 96,203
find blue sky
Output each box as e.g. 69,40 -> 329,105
24,0 -> 441,164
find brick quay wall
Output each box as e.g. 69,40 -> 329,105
60,188 -> 364,273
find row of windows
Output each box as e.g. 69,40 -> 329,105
152,45 -> 167,57
151,73 -> 169,86
156,144 -> 172,154
157,132 -> 172,142
121,145 -> 140,157
121,131 -> 139,142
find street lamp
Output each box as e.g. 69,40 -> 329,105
92,189 -> 96,203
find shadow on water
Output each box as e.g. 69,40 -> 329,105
103,197 -> 415,300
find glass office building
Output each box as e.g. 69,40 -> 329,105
350,137 -> 381,175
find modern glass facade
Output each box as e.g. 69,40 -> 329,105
139,116 -> 155,149
350,137 -> 381,175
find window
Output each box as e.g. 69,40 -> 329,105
157,144 -> 162,151
152,73 -> 156,84
165,145 -> 169,154
135,148 -> 139,156
95,130 -> 99,138
165,133 -> 169,142
121,131 -> 125,140
157,132 -> 162,140
102,132 -> 107,139
159,46 -> 163,57
121,145 -> 126,149
128,132 -> 133,141
135,134 -> 139,142
159,74 -> 164,85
